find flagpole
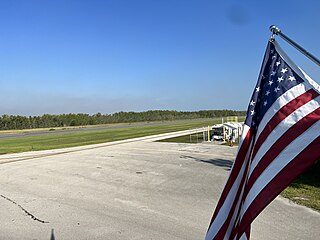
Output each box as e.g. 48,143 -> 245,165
269,25 -> 320,67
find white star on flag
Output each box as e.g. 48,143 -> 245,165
274,86 -> 280,93
277,76 -> 284,83
281,68 -> 288,73
288,76 -> 296,81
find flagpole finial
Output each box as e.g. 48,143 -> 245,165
269,25 -> 281,35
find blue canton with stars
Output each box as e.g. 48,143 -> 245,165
245,42 -> 304,132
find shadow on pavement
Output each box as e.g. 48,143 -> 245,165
180,155 -> 233,171
50,229 -> 55,240
198,159 -> 233,171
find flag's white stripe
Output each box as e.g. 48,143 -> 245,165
255,82 -> 311,140
232,125 -> 250,168
240,233 -> 248,240
299,68 -> 320,94
249,96 -> 320,176
206,157 -> 248,239
240,121 -> 320,217
225,184 -> 246,239
274,41 -> 320,94
205,126 -> 250,240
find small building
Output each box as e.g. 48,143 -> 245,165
223,122 -> 243,142
211,122 -> 243,142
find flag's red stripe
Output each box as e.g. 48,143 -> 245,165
214,158 -> 251,239
251,89 -> 319,161
236,226 -> 251,240
243,108 -> 320,199
208,129 -> 252,227
245,226 -> 250,240
236,136 -> 320,236
231,215 -> 251,240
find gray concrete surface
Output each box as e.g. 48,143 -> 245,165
0,133 -> 319,240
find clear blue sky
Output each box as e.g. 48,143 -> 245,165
1,0 -> 319,116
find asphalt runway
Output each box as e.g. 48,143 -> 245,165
0,133 -> 319,239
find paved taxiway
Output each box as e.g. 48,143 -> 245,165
0,133 -> 319,239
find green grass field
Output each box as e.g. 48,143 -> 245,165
157,133 -> 205,144
0,119 -> 220,154
281,161 -> 320,211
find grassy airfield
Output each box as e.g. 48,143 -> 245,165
0,119 -> 219,154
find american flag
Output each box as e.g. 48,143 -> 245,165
205,40 -> 320,240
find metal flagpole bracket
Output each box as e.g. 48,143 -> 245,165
269,25 -> 281,42
269,25 -> 281,35
269,25 -> 320,67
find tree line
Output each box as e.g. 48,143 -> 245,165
0,110 -> 245,130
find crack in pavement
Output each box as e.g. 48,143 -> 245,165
0,194 -> 49,223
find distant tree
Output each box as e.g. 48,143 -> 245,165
0,109 -> 246,130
